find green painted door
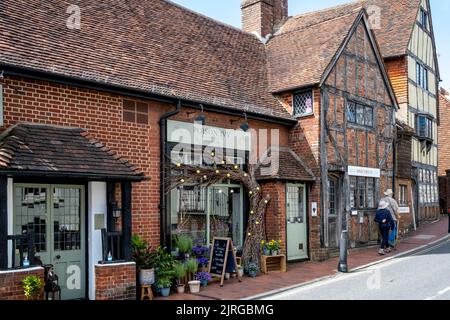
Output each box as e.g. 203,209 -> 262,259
286,184 -> 308,261
14,184 -> 86,300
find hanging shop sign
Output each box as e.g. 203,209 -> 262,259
167,120 -> 251,151
348,166 -> 381,178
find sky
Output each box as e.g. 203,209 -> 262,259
171,0 -> 450,89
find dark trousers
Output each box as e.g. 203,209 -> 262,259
379,227 -> 390,249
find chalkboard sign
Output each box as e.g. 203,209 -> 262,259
208,237 -> 242,287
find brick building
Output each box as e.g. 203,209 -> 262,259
0,0 -> 440,299
438,88 -> 450,214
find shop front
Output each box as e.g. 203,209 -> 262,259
0,123 -> 144,300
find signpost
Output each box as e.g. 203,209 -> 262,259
208,237 -> 242,287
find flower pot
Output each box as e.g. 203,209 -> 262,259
139,268 -> 155,285
237,268 -> 244,278
160,287 -> 171,297
271,250 -> 278,256
188,280 -> 201,293
200,280 -> 208,287
225,272 -> 230,280
248,271 -> 257,278
263,249 -> 270,256
176,284 -> 185,294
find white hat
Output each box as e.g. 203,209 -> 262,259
384,189 -> 394,196
378,200 -> 389,210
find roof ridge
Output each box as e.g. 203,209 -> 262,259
273,8 -> 361,38
290,0 -> 361,21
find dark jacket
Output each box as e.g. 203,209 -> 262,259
374,208 -> 395,230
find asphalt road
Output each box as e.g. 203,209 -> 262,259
262,238 -> 450,300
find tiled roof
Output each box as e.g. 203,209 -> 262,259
267,0 -> 421,92
0,0 -> 292,120
267,9 -> 362,92
0,123 -> 145,180
256,147 -> 315,182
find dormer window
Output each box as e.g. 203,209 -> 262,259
419,8 -> 429,31
293,91 -> 313,117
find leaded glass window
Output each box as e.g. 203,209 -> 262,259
293,91 -> 313,117
346,101 -> 374,127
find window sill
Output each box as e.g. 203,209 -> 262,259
294,113 -> 314,119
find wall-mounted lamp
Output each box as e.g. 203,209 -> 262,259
240,113 -> 250,132
112,202 -> 122,222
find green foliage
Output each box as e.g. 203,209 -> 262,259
185,258 -> 198,274
173,261 -> 187,280
155,277 -> 172,289
22,275 -> 42,300
175,235 -> 193,254
131,234 -> 155,269
246,262 -> 259,273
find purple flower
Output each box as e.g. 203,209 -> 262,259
195,271 -> 212,282
197,257 -> 209,266
192,246 -> 209,258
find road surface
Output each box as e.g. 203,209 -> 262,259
262,238 -> 450,300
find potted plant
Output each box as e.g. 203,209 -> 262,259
131,235 -> 156,285
156,277 -> 172,297
267,239 -> 282,256
237,265 -> 244,278
175,235 -> 193,260
152,246 -> 175,294
186,258 -> 199,293
173,261 -> 187,294
195,271 -> 212,287
22,275 -> 43,300
246,262 -> 259,278
261,240 -> 270,256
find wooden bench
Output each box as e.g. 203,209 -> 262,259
261,254 -> 286,274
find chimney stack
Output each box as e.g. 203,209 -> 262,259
241,0 -> 288,38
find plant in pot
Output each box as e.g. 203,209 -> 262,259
152,246 -> 175,294
22,275 -> 43,300
261,240 -> 270,256
155,276 -> 172,297
195,271 -> 212,287
246,262 -> 259,278
186,258 -> 200,293
175,235 -> 193,260
173,261 -> 187,294
131,235 -> 156,286
267,239 -> 282,256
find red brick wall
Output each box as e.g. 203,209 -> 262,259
0,267 -> 44,300
262,181 -> 286,253
0,75 -> 290,249
95,263 -> 136,300
385,57 -> 408,106
439,89 -> 450,177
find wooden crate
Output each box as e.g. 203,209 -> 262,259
260,255 -> 286,274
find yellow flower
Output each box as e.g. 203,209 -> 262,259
278,240 -> 282,243
261,240 -> 265,245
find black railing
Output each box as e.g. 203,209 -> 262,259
7,231 -> 35,269
100,229 -> 124,263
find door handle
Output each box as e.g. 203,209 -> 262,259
55,255 -> 61,260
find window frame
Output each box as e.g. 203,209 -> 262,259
416,62 -> 429,91
346,101 -> 374,128
349,176 -> 377,210
122,99 -> 150,125
415,114 -> 433,141
399,185 -> 408,206
419,7 -> 429,31
292,90 -> 314,118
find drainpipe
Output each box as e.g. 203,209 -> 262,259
159,100 -> 182,248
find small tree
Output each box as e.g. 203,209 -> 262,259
166,162 -> 270,268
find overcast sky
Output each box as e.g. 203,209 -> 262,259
171,0 -> 449,90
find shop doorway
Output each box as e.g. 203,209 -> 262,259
286,184 -> 308,261
13,184 -> 86,300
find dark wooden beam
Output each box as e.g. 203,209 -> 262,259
121,181 -> 132,261
0,176 -> 8,270
106,181 -> 115,232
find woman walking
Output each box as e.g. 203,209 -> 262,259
374,200 -> 395,255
